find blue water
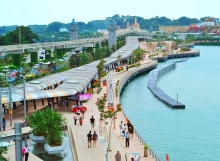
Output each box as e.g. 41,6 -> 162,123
120,46 -> 220,161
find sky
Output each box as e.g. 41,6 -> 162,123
0,0 -> 219,26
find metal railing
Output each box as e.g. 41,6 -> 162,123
0,29 -> 150,52
121,109 -> 161,161
117,61 -> 161,161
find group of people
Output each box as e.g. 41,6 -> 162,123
119,120 -> 134,148
87,116 -> 98,148
72,104 -> 87,125
87,130 -> 98,148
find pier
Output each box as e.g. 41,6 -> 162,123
147,61 -> 186,109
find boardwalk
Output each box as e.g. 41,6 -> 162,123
68,59 -> 158,161
1,58 -> 159,161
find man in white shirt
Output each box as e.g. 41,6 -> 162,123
119,121 -> 123,136
24,144 -> 30,161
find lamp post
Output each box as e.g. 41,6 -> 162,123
20,75 -> 27,145
0,89 -> 2,132
8,80 -> 14,127
19,26 -> 21,44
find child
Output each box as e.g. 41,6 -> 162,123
79,117 -> 83,125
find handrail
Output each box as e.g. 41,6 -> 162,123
120,108 -> 161,161
118,61 -> 161,161
0,29 -> 150,52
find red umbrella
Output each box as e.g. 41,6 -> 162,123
72,108 -> 78,113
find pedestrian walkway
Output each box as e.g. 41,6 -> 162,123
1,59 -> 158,161
69,124 -> 126,161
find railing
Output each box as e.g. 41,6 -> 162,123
118,61 -> 161,161
0,29 -> 150,52
121,109 -> 161,161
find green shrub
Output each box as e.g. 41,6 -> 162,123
25,107 -> 67,146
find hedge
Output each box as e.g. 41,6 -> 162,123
13,54 -> 22,67
31,52 -> 38,63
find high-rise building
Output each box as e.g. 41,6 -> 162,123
70,19 -> 78,40
108,20 -> 117,48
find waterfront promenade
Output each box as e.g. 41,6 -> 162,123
1,59 -> 158,161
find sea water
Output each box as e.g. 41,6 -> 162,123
120,46 -> 220,161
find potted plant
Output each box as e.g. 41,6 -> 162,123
26,107 -> 67,153
25,110 -> 46,143
43,108 -> 67,154
144,144 -> 148,157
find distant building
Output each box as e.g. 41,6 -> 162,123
159,26 -> 189,33
188,17 -> 220,35
126,17 -> 141,30
108,20 -> 117,48
60,28 -> 68,32
70,19 -> 78,40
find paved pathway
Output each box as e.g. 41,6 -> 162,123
1,59 -> 158,161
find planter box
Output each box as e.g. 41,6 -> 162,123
29,134 -> 45,143
44,143 -> 66,154
144,149 -> 148,157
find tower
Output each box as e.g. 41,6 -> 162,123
108,20 -> 117,48
127,22 -> 129,29
134,17 -> 137,25
70,19 -> 78,41
149,26 -> 153,38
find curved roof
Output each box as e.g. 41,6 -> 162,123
1,36 -> 142,104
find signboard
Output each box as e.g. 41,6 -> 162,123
79,94 -> 92,101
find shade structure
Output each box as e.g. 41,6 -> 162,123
1,36 -> 142,104
66,92 -> 81,101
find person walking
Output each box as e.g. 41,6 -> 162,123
24,144 -> 30,161
125,131 -> 130,147
22,146 -> 26,160
81,108 -> 85,119
90,116 -> 95,129
93,131 -> 98,147
128,125 -> 134,139
2,118 -> 6,131
87,131 -> 92,148
119,121 -> 123,136
73,114 -> 77,125
127,120 -> 131,129
115,151 -> 121,161
79,117 -> 83,125
122,124 -> 126,137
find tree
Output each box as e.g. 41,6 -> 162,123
0,26 -> 38,45
78,53 -> 89,66
25,107 -> 67,146
96,59 -> 105,80
87,53 -> 93,63
47,22 -> 65,33
105,47 -> 112,57
0,76 -> 9,87
69,55 -> 77,68
94,48 -> 102,60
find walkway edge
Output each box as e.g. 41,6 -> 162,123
67,124 -> 79,161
